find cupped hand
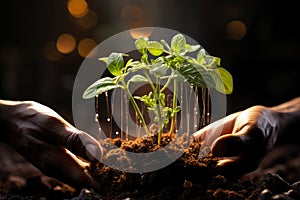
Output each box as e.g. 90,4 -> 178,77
193,105 -> 280,178
0,100 -> 103,192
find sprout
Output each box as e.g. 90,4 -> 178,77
83,33 -> 233,145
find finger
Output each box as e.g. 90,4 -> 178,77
61,129 -> 103,163
37,116 -> 103,162
24,102 -> 103,162
211,135 -> 245,157
193,112 -> 240,144
211,127 -> 267,161
16,138 -> 103,193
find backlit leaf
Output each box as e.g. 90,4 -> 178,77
107,53 -> 124,76
211,67 -> 233,94
82,77 -> 121,99
147,41 -> 164,56
171,34 -> 186,54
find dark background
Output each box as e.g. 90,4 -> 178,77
1,0 -> 299,124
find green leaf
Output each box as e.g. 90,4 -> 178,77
171,34 -> 186,54
128,74 -> 148,84
161,39 -> 171,52
174,106 -> 181,113
150,64 -> 168,76
147,41 -> 164,56
98,57 -> 108,63
211,67 -> 233,94
107,53 -> 124,76
153,56 -> 165,65
205,56 -> 215,67
125,59 -> 133,69
196,49 -> 206,65
135,37 -> 148,54
174,62 -> 215,88
186,44 -> 200,52
212,56 -> 221,66
82,77 -> 121,99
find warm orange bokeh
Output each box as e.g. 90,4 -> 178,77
67,0 -> 89,18
56,33 -> 76,54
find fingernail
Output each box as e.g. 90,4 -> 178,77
211,136 -> 244,157
86,144 -> 97,161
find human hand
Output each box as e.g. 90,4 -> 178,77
193,105 -> 280,178
0,100 -> 103,192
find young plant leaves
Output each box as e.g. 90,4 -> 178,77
185,44 -> 201,52
82,77 -> 121,99
135,37 -> 148,54
211,67 -> 233,94
171,34 -> 186,54
107,53 -> 124,76
175,62 -> 215,88
147,41 -> 164,56
128,74 -> 148,84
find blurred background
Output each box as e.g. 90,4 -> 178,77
1,0 -> 299,124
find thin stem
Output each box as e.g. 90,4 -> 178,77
121,79 -> 150,136
155,76 -> 163,146
168,79 -> 177,136
143,70 -> 156,91
160,71 -> 174,93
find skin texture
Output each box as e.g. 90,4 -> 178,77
193,97 -> 300,179
0,100 -> 103,193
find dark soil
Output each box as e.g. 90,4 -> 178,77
2,135 -> 300,200
86,134 -> 300,200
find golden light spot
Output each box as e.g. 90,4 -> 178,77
76,9 -> 98,29
67,0 -> 89,18
226,20 -> 247,40
121,5 -> 143,22
56,33 -> 76,54
77,38 -> 97,58
43,42 -> 62,61
129,20 -> 153,39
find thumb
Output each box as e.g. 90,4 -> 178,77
61,129 -> 103,162
211,125 -> 267,157
211,135 -> 245,157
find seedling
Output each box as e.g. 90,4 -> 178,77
83,33 -> 233,145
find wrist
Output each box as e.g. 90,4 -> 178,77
269,97 -> 300,124
268,97 -> 300,139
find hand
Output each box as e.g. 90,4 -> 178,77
0,100 -> 103,192
193,105 -> 280,179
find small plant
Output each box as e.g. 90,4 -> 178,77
83,33 -> 233,145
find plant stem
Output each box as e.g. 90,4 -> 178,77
121,79 -> 150,136
155,76 -> 163,146
143,70 -> 156,91
160,71 -> 174,93
168,79 -> 177,136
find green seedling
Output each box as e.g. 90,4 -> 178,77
83,33 -> 233,145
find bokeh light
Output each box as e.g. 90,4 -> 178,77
56,33 -> 76,54
226,20 -> 247,40
76,9 -> 98,29
43,42 -> 63,61
77,38 -> 97,58
129,20 -> 153,39
67,0 -> 89,18
121,4 -> 143,22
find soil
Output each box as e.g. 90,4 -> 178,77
1,134 -> 300,200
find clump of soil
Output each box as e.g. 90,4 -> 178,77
87,133 -> 259,199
